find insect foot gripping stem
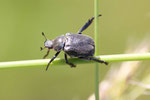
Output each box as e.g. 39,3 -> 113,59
79,57 -> 108,65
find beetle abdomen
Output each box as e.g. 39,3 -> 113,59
64,33 -> 95,57
64,45 -> 95,57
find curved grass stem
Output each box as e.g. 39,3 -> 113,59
0,53 -> 150,69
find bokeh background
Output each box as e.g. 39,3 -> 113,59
0,0 -> 150,100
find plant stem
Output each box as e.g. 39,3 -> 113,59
94,0 -> 99,56
0,53 -> 150,69
94,0 -> 99,99
101,53 -> 150,62
95,63 -> 99,100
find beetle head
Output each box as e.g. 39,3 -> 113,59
41,32 -> 53,50
44,40 -> 53,49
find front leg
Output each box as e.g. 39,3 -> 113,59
46,51 -> 61,71
79,56 -> 108,65
43,49 -> 50,59
64,54 -> 76,67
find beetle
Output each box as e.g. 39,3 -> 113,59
41,14 -> 108,70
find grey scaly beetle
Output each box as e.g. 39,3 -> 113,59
41,14 -> 108,70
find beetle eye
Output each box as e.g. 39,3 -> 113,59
44,40 -> 53,49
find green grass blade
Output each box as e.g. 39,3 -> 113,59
0,53 -> 150,69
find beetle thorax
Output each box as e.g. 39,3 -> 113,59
53,35 -> 66,51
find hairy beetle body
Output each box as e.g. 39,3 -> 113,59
41,14 -> 108,70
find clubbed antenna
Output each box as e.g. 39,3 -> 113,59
42,32 -> 47,41
41,32 -> 47,51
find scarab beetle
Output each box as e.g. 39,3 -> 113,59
41,14 -> 108,70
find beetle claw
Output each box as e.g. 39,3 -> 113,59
70,64 -> 76,68
104,61 -> 108,65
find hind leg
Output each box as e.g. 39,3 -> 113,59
77,14 -> 102,34
79,56 -> 108,65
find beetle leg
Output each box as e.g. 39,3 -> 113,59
78,14 -> 102,34
43,49 -> 50,59
46,51 -> 61,71
64,54 -> 76,67
79,57 -> 108,65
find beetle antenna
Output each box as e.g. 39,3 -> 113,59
42,32 -> 47,41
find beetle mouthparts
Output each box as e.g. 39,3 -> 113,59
40,47 -> 44,51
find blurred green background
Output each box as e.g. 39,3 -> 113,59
0,0 -> 150,100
